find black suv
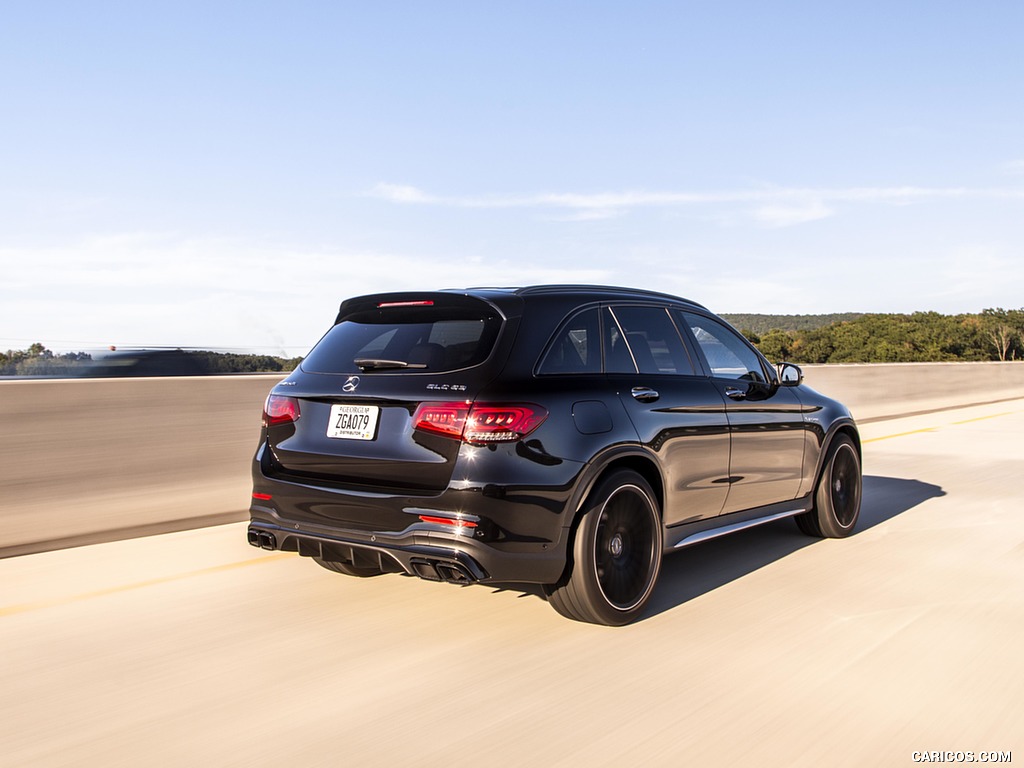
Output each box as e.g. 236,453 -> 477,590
248,285 -> 861,625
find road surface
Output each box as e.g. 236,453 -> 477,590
1,400 -> 1021,767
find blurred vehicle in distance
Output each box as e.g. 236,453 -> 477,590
83,349 -> 207,377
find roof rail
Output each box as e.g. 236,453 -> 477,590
490,284 -> 707,309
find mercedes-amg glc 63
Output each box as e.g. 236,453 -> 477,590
248,285 -> 861,625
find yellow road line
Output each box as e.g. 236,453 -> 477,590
862,427 -> 936,443
864,410 -> 1018,444
951,411 -> 1014,425
0,553 -> 292,618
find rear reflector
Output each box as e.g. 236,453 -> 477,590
419,515 -> 478,529
252,492 -> 273,501
263,394 -> 300,427
413,402 -> 547,444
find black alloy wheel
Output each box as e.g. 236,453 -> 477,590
796,434 -> 862,538
545,469 -> 663,626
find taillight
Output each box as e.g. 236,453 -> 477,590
465,405 -> 547,443
413,402 -> 469,438
413,402 -> 547,444
263,394 -> 300,427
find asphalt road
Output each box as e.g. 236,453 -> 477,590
2,400 -> 1021,767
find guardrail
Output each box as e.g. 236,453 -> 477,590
2,362 -> 1022,556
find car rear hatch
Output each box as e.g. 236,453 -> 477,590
262,291 -> 517,495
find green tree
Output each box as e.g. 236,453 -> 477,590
756,329 -> 794,361
981,308 -> 1024,361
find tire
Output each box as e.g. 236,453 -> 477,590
795,434 -> 862,538
313,556 -> 384,577
545,470 -> 663,626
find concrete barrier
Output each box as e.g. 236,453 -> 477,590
801,361 -> 1024,422
2,363 -> 1023,555
1,375 -> 283,556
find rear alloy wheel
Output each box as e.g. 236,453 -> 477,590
796,434 -> 862,538
313,556 -> 384,577
545,470 -> 663,626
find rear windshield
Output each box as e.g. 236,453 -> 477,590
301,307 -> 502,374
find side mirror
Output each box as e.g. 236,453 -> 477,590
777,362 -> 803,386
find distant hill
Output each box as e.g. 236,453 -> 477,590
720,313 -> 866,335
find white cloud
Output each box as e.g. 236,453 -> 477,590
752,199 -> 834,227
0,233 -> 613,353
542,208 -> 624,222
1003,160 -> 1024,176
369,183 -> 438,203
368,182 -> 1024,225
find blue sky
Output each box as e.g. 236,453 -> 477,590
2,2 -> 1022,354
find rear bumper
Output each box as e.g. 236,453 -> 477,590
247,521 -> 492,583
247,513 -> 568,585
250,442 -> 580,585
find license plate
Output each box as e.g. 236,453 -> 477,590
326,404 -> 379,440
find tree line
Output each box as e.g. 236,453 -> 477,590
721,313 -> 866,336
4,308 -> 1023,375
725,308 -> 1024,364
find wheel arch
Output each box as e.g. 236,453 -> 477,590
812,419 -> 861,488
568,447 -> 665,526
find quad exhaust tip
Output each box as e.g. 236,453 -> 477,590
247,528 -> 277,551
410,557 -> 475,584
246,532 -> 477,582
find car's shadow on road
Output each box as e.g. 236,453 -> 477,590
640,475 -> 945,621
485,475 -> 945,622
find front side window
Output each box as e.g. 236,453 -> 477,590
678,312 -> 767,382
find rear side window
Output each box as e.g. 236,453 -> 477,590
610,305 -> 696,375
539,304 -> 697,376
538,307 -> 601,374
302,308 -> 501,374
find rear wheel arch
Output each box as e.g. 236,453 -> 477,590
546,467 -> 664,625
570,450 -> 665,529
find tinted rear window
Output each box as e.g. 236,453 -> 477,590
301,307 -> 501,374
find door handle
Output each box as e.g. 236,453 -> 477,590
724,386 -> 747,401
631,386 -> 660,403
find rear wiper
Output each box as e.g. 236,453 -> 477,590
353,358 -> 428,371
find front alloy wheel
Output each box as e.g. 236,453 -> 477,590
796,433 -> 862,538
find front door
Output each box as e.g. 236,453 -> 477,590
676,311 -> 807,515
